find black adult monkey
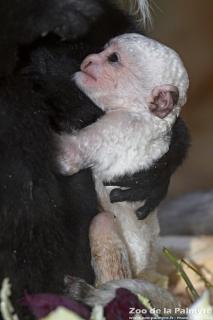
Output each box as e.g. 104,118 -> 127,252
0,0 -> 189,313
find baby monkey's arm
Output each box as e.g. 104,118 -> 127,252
56,121 -> 105,175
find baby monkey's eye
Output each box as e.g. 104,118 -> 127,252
107,52 -> 119,63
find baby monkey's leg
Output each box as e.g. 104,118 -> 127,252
89,212 -> 132,286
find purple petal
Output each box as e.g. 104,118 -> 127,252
20,293 -> 91,319
104,288 -> 152,320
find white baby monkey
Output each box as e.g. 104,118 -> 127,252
58,33 -> 189,285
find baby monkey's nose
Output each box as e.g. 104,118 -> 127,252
81,60 -> 92,71
81,53 -> 102,71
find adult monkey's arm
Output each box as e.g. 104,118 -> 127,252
105,118 -> 190,219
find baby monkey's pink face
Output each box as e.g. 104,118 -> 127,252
74,40 -> 141,111
74,34 -> 185,119
80,42 -> 122,86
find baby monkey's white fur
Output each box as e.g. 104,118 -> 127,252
58,33 -> 189,283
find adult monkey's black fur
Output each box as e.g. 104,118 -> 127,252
0,0 -> 190,316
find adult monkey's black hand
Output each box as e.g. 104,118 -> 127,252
104,118 -> 190,220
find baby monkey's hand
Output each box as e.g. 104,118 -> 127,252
55,133 -> 82,176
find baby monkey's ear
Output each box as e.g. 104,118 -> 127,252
148,85 -> 179,119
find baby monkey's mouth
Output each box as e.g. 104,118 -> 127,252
81,71 -> 97,81
80,69 -> 97,81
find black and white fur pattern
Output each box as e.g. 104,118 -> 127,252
0,1 -> 190,316
58,33 -> 189,278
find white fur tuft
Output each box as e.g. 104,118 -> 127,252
131,0 -> 151,25
116,0 -> 151,26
